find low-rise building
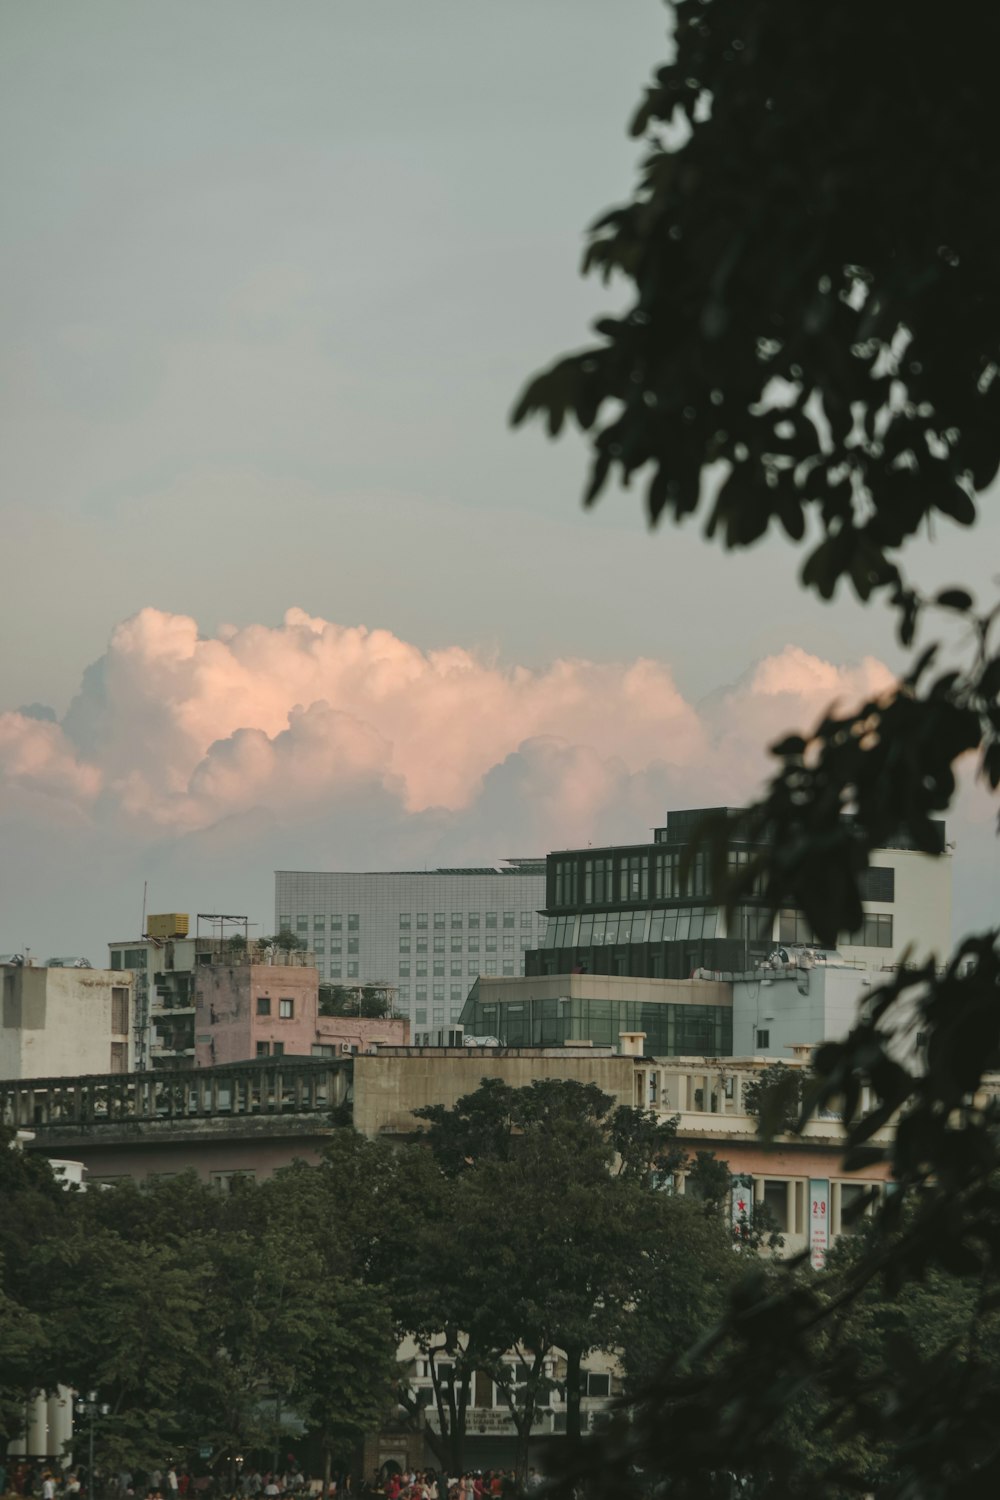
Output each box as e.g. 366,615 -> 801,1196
109,914 -> 410,1069
0,959 -> 133,1078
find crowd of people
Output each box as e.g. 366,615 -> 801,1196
372,1469 -> 541,1500
0,1461 -> 544,1500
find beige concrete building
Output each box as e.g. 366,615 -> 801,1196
0,961 -> 133,1079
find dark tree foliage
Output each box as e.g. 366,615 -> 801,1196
514,0 -> 1000,948
515,2 -> 1000,1495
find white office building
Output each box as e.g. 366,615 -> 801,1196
274,862 -> 547,1025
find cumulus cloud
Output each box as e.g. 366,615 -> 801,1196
0,606 -> 992,958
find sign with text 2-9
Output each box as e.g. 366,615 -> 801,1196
809,1179 -> 830,1269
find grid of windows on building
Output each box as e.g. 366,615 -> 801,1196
275,864 -> 547,1006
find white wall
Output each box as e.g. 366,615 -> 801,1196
838,847 -> 952,967
0,965 -> 133,1079
733,966 -> 870,1059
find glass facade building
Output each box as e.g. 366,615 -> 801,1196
460,978 -> 732,1056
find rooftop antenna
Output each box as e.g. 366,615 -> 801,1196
140,879 -> 148,939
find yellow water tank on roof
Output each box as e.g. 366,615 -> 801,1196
146,912 -> 189,940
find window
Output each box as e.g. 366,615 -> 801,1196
468,936 -> 480,953
485,911 -> 497,929
618,854 -> 648,902
257,996 -> 272,1016
756,1029 -> 770,1049
778,909 -> 819,946
417,912 -> 428,929
348,936 -> 359,954
311,1044 -> 335,1057
416,985 -> 427,1002
398,985 -> 410,1005
433,935 -> 445,952
111,987 -> 129,1033
433,1007 -> 444,1023
732,906 -> 773,941
399,937 -> 411,953
400,912 -> 411,928
330,965 -> 342,979
839,1182 -> 874,1234
417,936 -> 428,953
553,858 -> 579,906
415,1008 -> 427,1025
313,914 -> 325,929
434,912 -> 445,929
485,960 -> 497,975
347,961 -> 359,977
452,912 -> 463,928
211,1169 -> 256,1193
503,911 -> 515,928
520,934 -> 532,950
433,985 -> 445,1002
450,986 -> 463,1002
586,1373 -> 611,1399
858,866 -> 895,903
653,850 -> 680,900
417,961 -> 428,977
399,961 -> 411,978
331,914 -> 342,931
521,911 -> 532,928
451,935 -> 462,952
279,998 -> 294,1019
256,1041 -> 270,1057
502,960 -> 514,976
434,961 -> 445,977
468,961 -> 479,975
331,937 -> 342,953
485,935 -> 497,952
503,935 -> 514,950
468,911 -> 480,929
279,915 -> 291,932
296,916 -> 308,931
110,1041 -> 127,1074
848,912 -> 894,948
273,1041 -> 285,1057
762,1179 -> 790,1232
451,961 -> 463,976
348,914 -> 359,930
313,940 -> 325,954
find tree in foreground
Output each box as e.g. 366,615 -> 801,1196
515,1 -> 1000,1494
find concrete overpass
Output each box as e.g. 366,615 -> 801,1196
1,1057 -> 353,1184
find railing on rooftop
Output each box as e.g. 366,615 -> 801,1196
0,1058 -> 351,1131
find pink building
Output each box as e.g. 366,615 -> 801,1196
194,961 -> 408,1067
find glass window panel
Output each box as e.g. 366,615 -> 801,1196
578,914 -> 594,945
674,912 -> 690,939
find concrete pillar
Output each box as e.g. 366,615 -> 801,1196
26,1390 -> 47,1457
754,1177 -> 765,1205
48,1386 -> 73,1463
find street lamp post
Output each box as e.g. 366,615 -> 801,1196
75,1392 -> 110,1497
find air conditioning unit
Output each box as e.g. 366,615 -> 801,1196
340,1042 -> 352,1054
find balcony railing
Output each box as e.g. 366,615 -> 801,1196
0,1057 -> 351,1131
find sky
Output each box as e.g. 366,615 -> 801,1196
1,0 -> 997,962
